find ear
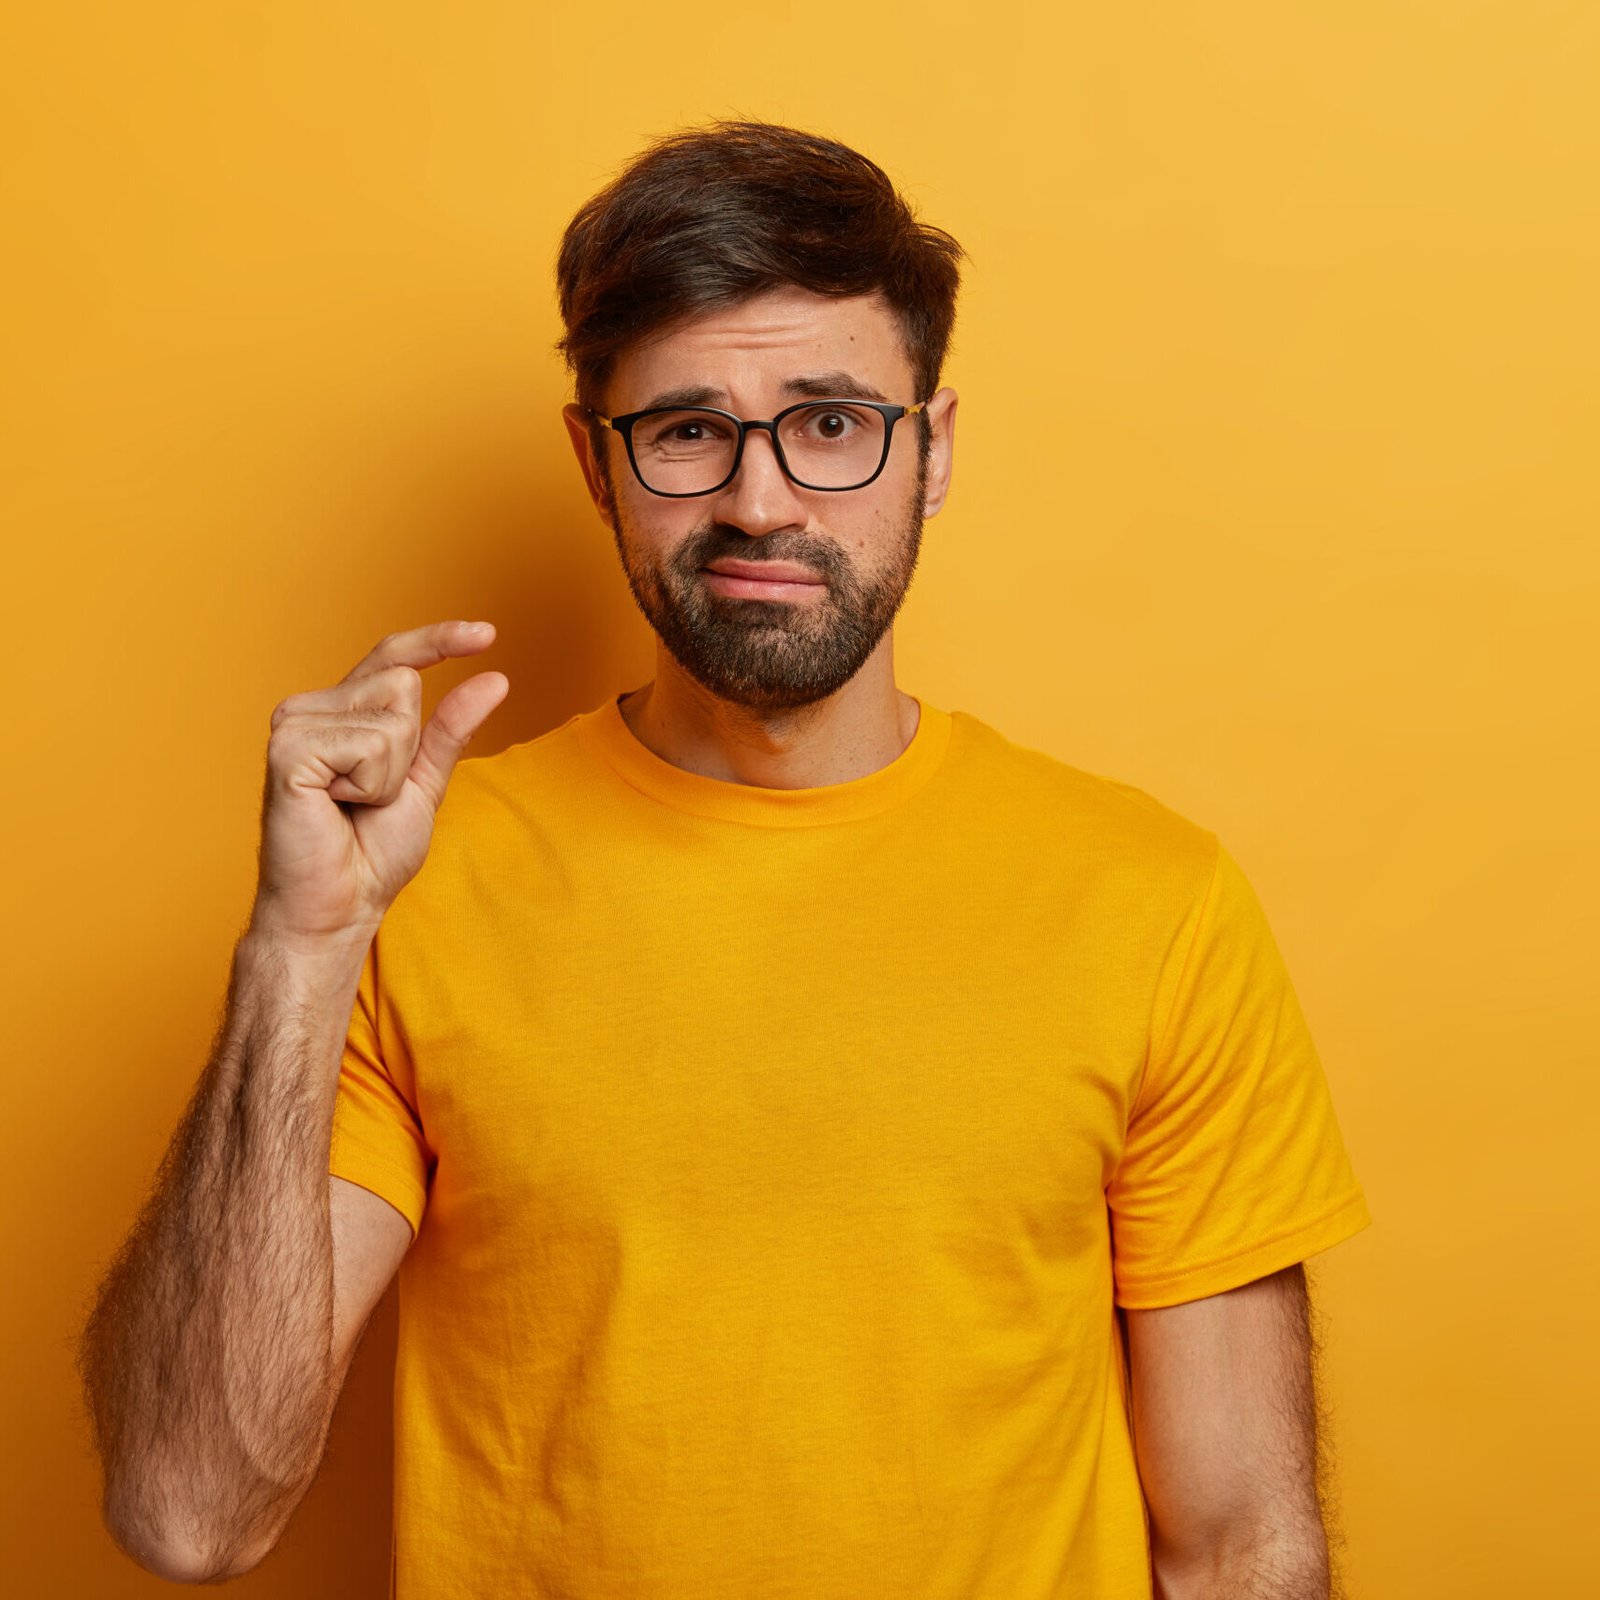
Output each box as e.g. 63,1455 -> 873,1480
562,403 -> 617,531
920,387 -> 958,519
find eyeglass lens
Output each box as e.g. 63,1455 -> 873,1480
629,404 -> 888,493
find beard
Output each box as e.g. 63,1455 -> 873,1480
608,451 -> 928,713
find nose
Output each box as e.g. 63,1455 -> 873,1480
711,424 -> 808,536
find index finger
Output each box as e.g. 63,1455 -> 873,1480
340,620 -> 496,686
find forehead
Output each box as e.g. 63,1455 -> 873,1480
607,285 -> 914,410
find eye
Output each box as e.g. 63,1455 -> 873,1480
801,407 -> 865,441
640,411 -> 734,449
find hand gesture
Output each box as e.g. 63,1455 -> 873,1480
250,621 -> 508,947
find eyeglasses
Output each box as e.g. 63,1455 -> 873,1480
588,398 -> 927,497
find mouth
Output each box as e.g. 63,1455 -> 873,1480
701,559 -> 826,601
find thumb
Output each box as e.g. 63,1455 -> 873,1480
407,670 -> 510,812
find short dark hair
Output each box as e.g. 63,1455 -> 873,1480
555,120 -> 964,417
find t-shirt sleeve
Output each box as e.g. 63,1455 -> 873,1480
1107,835 -> 1372,1309
328,934 -> 432,1242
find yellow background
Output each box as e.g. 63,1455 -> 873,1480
5,3 -> 1594,1594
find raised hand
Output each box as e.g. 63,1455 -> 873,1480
250,620 -> 509,947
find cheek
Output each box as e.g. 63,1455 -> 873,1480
618,499 -> 705,563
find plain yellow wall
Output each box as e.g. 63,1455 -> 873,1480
6,3 -> 1595,1594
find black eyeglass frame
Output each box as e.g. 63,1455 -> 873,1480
587,398 -> 928,497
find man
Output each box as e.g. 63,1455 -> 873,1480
82,121 -> 1370,1597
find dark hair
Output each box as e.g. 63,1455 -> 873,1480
555,120 -> 964,418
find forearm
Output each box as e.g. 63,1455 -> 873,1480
76,926 -> 371,1581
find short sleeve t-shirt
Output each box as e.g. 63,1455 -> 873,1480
329,694 -> 1371,1600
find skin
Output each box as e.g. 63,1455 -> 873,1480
563,283 -> 957,789
1128,1265 -> 1338,1598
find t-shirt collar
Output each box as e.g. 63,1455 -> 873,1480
576,691 -> 953,827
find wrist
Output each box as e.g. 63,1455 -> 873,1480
243,904 -> 382,961
235,921 -> 378,994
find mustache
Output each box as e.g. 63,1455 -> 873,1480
673,523 -> 849,585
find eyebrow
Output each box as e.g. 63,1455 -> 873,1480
633,371 -> 892,412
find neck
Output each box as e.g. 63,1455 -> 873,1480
618,636 -> 920,789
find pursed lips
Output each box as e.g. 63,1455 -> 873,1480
702,558 -> 824,584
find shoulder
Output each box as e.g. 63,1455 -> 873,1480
392,711 -> 600,906
943,708 -> 1218,889
434,710 -> 594,821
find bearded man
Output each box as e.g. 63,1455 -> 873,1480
82,120 -> 1371,1600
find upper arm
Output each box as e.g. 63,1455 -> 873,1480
329,1173 -> 412,1384
1123,1263 -> 1328,1575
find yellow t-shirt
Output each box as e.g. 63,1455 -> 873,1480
329,693 -> 1371,1600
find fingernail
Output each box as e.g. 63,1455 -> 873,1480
463,621 -> 492,633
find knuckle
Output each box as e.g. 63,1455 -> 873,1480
385,663 -> 423,700
269,694 -> 302,730
265,723 -> 295,765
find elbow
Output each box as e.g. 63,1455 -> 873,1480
1150,1524 -> 1330,1600
102,1500 -> 268,1586
104,1524 -> 219,1586
111,1533 -> 264,1587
